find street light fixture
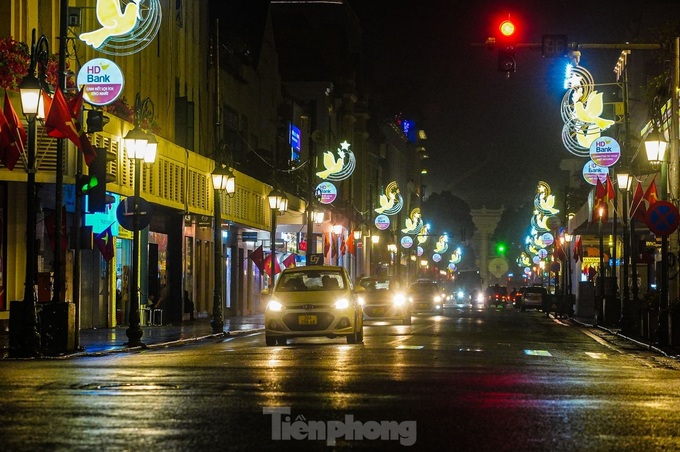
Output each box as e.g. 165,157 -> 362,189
617,170 -> 633,331
268,187 -> 288,288
211,164 -> 236,333
645,127 -> 670,344
124,94 -> 156,347
12,31 -> 50,357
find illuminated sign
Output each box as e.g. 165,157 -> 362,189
316,182 -> 337,205
582,161 -> 609,186
401,119 -> 417,143
401,236 -> 413,249
374,214 -> 390,230
77,58 -> 124,106
79,0 -> 163,56
85,192 -> 120,236
589,136 -> 620,167
432,253 -> 442,263
289,123 -> 301,161
402,208 -> 423,234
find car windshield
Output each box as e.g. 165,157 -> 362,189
410,283 -> 438,293
277,270 -> 346,292
360,279 -> 399,291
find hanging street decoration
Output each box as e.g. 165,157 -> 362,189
374,214 -> 391,230
316,140 -> 356,181
433,235 -> 449,254
402,208 -> 424,234
316,181 -> 338,205
561,64 -> 615,157
449,248 -> 462,265
582,160 -> 610,186
78,0 -> 163,56
589,136 -> 620,167
375,181 -> 403,215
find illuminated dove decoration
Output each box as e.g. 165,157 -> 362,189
434,236 -> 449,254
79,0 -> 141,49
402,208 -> 424,234
316,140 -> 356,181
375,181 -> 403,215
535,181 -> 560,215
449,248 -> 462,265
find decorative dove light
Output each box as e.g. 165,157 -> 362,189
375,181 -> 403,215
316,140 -> 356,181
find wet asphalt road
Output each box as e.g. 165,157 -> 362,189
3,305 -> 680,451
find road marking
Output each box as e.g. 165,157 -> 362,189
524,349 -> 553,356
396,345 -> 424,350
459,348 -> 484,352
585,352 -> 608,359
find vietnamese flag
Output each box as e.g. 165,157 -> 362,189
643,176 -> 659,205
346,231 -> 355,255
591,177 -> 608,224
323,232 -> 330,256
94,224 -> 115,262
248,245 -> 265,272
3,90 -> 26,170
45,87 -> 97,166
263,253 -> 281,276
282,253 -> 296,269
630,181 -> 646,222
605,174 -> 615,203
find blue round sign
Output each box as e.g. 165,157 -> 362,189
646,201 -> 680,236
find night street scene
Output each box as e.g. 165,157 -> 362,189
3,0 -> 680,450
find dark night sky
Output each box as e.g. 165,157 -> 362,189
348,0 -> 680,210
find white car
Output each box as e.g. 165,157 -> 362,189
264,266 -> 364,346
520,286 -> 547,311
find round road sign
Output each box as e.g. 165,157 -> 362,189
646,201 -> 680,236
116,196 -> 153,231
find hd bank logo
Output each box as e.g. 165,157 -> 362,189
263,407 -> 417,446
79,0 -> 162,56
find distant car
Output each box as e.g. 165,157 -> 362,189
486,285 -> 509,307
409,281 -> 443,314
263,266 -> 364,346
520,286 -> 547,311
359,276 -> 411,325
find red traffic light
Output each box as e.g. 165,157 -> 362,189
499,19 -> 515,38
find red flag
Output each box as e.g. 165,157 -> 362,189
346,231 -> 355,255
44,206 -> 68,252
248,245 -> 265,272
630,181 -> 646,222
0,109 -> 14,167
340,234 -> 346,255
605,174 -> 615,202
643,177 -> 659,205
331,233 -> 338,258
3,91 -> 25,170
573,235 -> 582,262
282,253 -> 296,269
68,87 -> 85,118
94,224 -> 115,262
263,253 -> 281,275
323,232 -> 330,256
592,178 -> 608,224
45,87 -> 97,166
41,90 -> 53,120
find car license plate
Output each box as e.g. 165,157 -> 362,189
298,315 -> 317,325
419,303 -> 429,310
372,308 -> 384,315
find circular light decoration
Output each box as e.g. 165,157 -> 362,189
524,267 -> 532,275
401,235 -> 413,249
316,181 -> 337,205
417,246 -> 424,257
316,140 -> 356,181
374,214 -> 391,230
375,181 -> 403,216
538,248 -> 548,259
541,232 -> 554,247
532,255 -> 542,264
432,253 -> 442,263
448,263 -> 457,272
402,208 -> 424,234
79,0 -> 163,56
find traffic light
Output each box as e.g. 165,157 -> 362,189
86,110 -> 109,133
497,18 -> 517,73
80,147 -> 108,212
495,241 -> 507,255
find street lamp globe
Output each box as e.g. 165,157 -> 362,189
124,127 -> 149,160
18,74 -> 42,121
645,128 -> 668,168
212,164 -> 235,195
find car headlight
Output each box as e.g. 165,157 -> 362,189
358,296 -> 365,306
333,298 -> 350,310
267,300 -> 285,312
393,293 -> 407,306
434,295 -> 442,302
457,290 -> 465,299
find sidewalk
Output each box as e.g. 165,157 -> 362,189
1,314 -> 264,358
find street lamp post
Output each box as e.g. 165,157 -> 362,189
211,164 -> 235,333
268,188 -> 288,288
13,31 -> 51,357
332,224 -> 343,266
123,94 -> 156,347
598,205 -> 605,325
646,127 -> 669,344
617,170 -> 633,331
565,233 -> 573,297
371,234 -> 380,275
